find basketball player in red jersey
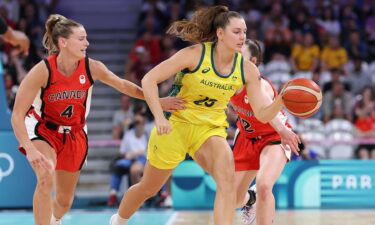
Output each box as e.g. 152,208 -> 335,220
231,40 -> 301,225
11,14 -> 183,225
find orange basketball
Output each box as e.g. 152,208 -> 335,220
282,78 -> 322,118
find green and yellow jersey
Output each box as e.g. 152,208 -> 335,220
167,42 -> 245,127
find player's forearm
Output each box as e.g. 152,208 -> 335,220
141,76 -> 164,120
256,96 -> 283,123
120,79 -> 145,100
11,112 -> 33,150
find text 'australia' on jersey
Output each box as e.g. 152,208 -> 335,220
168,42 -> 245,127
32,55 -> 94,126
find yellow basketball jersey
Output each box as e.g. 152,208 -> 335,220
168,42 -> 245,127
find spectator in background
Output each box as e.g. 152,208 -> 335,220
317,7 -> 341,36
261,3 -> 289,37
108,115 -> 148,207
22,3 -> 43,48
322,68 -> 350,93
128,30 -> 161,65
128,46 -> 156,85
138,0 -> 168,33
291,32 -> 320,73
323,81 -> 353,123
4,70 -> 17,109
346,56 -> 371,95
365,9 -> 375,61
356,147 -> 371,160
321,35 -> 348,72
345,31 -> 367,60
264,18 -> 292,61
112,95 -> 134,140
353,86 -> 375,137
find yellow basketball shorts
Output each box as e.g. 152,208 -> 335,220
147,120 -> 227,170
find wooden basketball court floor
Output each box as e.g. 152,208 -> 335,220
0,209 -> 374,225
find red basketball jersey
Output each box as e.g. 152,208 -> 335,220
230,78 -> 290,138
32,55 -> 94,126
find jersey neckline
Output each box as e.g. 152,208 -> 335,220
210,42 -> 238,78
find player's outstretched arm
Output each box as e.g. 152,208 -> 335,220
243,60 -> 284,123
89,59 -> 185,112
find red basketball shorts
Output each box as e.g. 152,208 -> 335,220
19,114 -> 88,172
232,130 -> 285,171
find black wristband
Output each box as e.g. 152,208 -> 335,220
0,17 -> 8,35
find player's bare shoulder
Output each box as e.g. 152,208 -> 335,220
170,44 -> 203,71
24,60 -> 50,88
242,58 -> 261,84
87,58 -> 107,80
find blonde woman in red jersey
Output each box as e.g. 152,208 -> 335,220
11,14 -> 183,225
230,40 -> 301,225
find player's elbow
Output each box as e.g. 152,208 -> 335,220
253,110 -> 270,124
141,75 -> 150,88
11,111 -> 23,128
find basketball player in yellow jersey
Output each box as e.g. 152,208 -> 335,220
110,6 -> 287,225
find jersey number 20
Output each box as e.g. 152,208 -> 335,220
61,105 -> 74,118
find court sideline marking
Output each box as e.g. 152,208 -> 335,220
165,212 -> 178,225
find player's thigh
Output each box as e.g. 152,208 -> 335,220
257,144 -> 287,186
31,140 -> 57,175
194,136 -> 234,182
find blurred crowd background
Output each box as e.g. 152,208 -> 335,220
1,0 -> 375,207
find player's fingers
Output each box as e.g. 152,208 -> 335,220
156,126 -> 162,135
41,157 -> 54,172
291,139 -> 300,153
281,143 -> 288,151
288,143 -> 299,155
296,135 -> 302,144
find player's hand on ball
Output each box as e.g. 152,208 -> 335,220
278,127 -> 301,156
160,96 -> 186,112
155,117 -> 172,135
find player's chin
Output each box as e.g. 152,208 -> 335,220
235,45 -> 242,52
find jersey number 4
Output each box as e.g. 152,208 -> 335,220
61,105 -> 74,118
194,96 -> 217,107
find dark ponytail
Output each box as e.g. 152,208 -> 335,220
167,5 -> 242,43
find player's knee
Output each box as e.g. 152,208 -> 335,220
256,180 -> 273,199
36,173 -> 54,193
214,167 -> 235,193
